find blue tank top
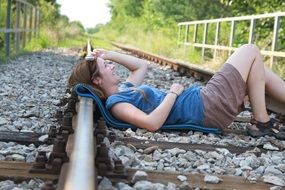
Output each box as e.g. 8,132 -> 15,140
106,82 -> 205,125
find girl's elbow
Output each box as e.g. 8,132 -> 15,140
147,122 -> 161,132
140,60 -> 148,69
145,60 -> 149,68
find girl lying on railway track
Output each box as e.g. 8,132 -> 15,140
68,44 -> 285,140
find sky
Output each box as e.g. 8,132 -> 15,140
56,0 -> 111,28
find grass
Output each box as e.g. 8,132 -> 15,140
94,19 -> 285,78
2,17 -> 283,79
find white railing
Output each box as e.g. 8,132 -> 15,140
178,12 -> 285,67
1,0 -> 40,63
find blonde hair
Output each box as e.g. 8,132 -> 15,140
68,59 -> 105,99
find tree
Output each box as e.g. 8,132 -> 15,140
109,0 -> 144,19
147,0 -> 228,22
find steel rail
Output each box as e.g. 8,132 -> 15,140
63,97 -> 95,190
112,42 -> 214,81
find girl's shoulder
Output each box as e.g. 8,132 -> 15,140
121,81 -> 135,88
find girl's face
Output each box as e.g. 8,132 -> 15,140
96,57 -> 119,85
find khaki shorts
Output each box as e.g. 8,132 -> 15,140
201,63 -> 246,129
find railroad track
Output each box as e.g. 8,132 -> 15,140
0,44 -> 284,189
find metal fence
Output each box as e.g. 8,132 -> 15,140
178,12 -> 285,68
0,0 -> 40,63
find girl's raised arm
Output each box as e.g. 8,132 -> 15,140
93,49 -> 148,86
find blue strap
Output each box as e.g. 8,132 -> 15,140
74,84 -> 221,134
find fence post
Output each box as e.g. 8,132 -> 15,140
248,19 -> 256,44
201,23 -> 208,60
16,1 -> 21,52
5,0 -> 12,63
23,3 -> 27,48
193,24 -> 197,44
178,25 -> 181,46
184,25 -> 189,43
214,22 -> 220,60
184,25 -> 189,54
270,16 -> 280,68
192,24 -> 198,53
37,8 -> 41,37
34,7 -> 38,37
29,6 -> 33,42
228,20 -> 235,56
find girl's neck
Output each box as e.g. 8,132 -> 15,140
103,85 -> 118,97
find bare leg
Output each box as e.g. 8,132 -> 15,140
265,67 -> 285,103
225,44 -> 269,122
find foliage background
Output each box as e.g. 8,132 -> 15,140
1,0 -> 284,77
96,0 -> 285,76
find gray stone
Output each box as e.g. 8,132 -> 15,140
0,118 -> 8,125
206,151 -> 224,160
165,182 -> 177,190
239,155 -> 260,169
277,164 -> 285,173
179,181 -> 192,190
116,182 -> 134,190
264,166 -> 283,175
234,168 -> 243,176
133,180 -> 158,190
0,180 -> 16,190
270,186 -> 283,190
38,134 -> 49,142
152,150 -> 161,161
10,154 -> 25,161
131,170 -> 148,184
263,143 -> 279,150
143,146 -> 159,154
177,175 -> 187,182
26,154 -> 36,163
263,175 -> 285,186
197,164 -> 210,170
98,177 -> 116,190
204,175 -> 222,184
215,148 -> 230,155
167,148 -> 186,156
0,154 -> 4,161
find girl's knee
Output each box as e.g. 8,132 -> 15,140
239,44 -> 260,54
228,44 -> 261,65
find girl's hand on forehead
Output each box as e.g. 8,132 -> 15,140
92,49 -> 107,59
